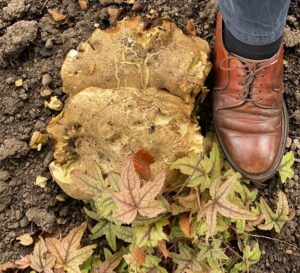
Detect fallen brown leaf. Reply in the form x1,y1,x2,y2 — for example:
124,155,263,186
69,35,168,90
179,214,190,236
112,155,166,224
158,240,169,258
133,149,155,177
186,19,196,36
47,9,67,22
29,237,56,273
131,247,145,268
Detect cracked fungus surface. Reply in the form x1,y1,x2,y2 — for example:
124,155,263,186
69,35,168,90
48,17,211,201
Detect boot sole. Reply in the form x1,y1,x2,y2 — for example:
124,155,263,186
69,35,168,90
213,103,289,183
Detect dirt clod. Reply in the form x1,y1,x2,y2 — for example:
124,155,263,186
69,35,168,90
2,0,25,21
26,207,56,233
0,138,28,161
0,20,38,67
0,181,11,212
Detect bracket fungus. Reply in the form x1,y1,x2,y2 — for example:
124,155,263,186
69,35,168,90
47,17,212,201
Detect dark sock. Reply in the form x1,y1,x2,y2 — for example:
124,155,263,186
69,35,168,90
222,22,282,60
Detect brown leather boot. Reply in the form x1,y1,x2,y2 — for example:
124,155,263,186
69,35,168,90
212,13,288,183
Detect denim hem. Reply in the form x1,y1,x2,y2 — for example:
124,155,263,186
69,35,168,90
222,19,285,46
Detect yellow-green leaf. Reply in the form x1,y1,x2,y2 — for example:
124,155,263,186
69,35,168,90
278,151,295,183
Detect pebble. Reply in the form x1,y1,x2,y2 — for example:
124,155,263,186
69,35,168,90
40,88,52,97
19,93,28,100
19,216,29,228
295,92,300,102
5,77,14,84
0,170,10,181
15,210,22,221
0,181,11,212
42,74,52,86
286,137,292,148
99,0,114,5
293,139,300,150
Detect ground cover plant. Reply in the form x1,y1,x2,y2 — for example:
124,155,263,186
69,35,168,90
0,0,299,272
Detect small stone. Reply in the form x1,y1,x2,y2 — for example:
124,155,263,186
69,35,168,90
99,0,114,5
293,139,300,150
293,110,300,121
5,77,14,84
294,175,299,182
15,210,22,220
0,181,11,212
42,74,52,86
19,93,28,100
19,216,29,228
15,79,23,87
295,92,300,102
0,170,9,181
286,137,292,148
45,38,54,49
132,0,144,11
40,88,52,97
0,138,28,161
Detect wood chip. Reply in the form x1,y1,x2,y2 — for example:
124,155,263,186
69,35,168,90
16,233,33,246
47,9,67,22
107,7,122,25
186,19,196,36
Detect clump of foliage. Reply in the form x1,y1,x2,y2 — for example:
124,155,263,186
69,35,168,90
80,142,290,273
0,142,292,273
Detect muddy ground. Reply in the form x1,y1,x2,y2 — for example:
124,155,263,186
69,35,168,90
0,0,299,272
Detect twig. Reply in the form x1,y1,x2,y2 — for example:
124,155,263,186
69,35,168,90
40,0,50,13
231,226,300,251
224,244,243,259
173,152,204,198
294,158,300,163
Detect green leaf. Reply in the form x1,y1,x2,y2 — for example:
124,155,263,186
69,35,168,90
258,191,289,233
133,219,168,248
170,153,213,191
196,240,229,272
94,190,118,221
232,243,261,272
124,252,167,273
90,220,133,250
278,151,295,183
209,142,222,179
170,243,203,273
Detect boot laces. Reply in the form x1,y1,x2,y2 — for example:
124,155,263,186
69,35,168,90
220,54,278,102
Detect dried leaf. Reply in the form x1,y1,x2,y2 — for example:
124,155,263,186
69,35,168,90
158,240,169,258
131,247,145,267
35,175,48,188
48,9,67,22
95,252,123,273
203,174,257,237
186,19,196,36
30,131,48,151
179,214,190,236
133,149,155,177
258,191,289,233
177,191,199,214
15,256,31,269
278,151,294,183
133,219,168,248
29,237,56,273
170,243,202,273
16,233,34,246
112,155,166,224
79,0,88,11
45,223,96,273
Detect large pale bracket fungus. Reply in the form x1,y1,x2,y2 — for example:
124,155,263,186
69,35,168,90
47,16,212,201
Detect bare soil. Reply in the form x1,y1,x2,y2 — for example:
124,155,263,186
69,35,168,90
0,0,299,272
